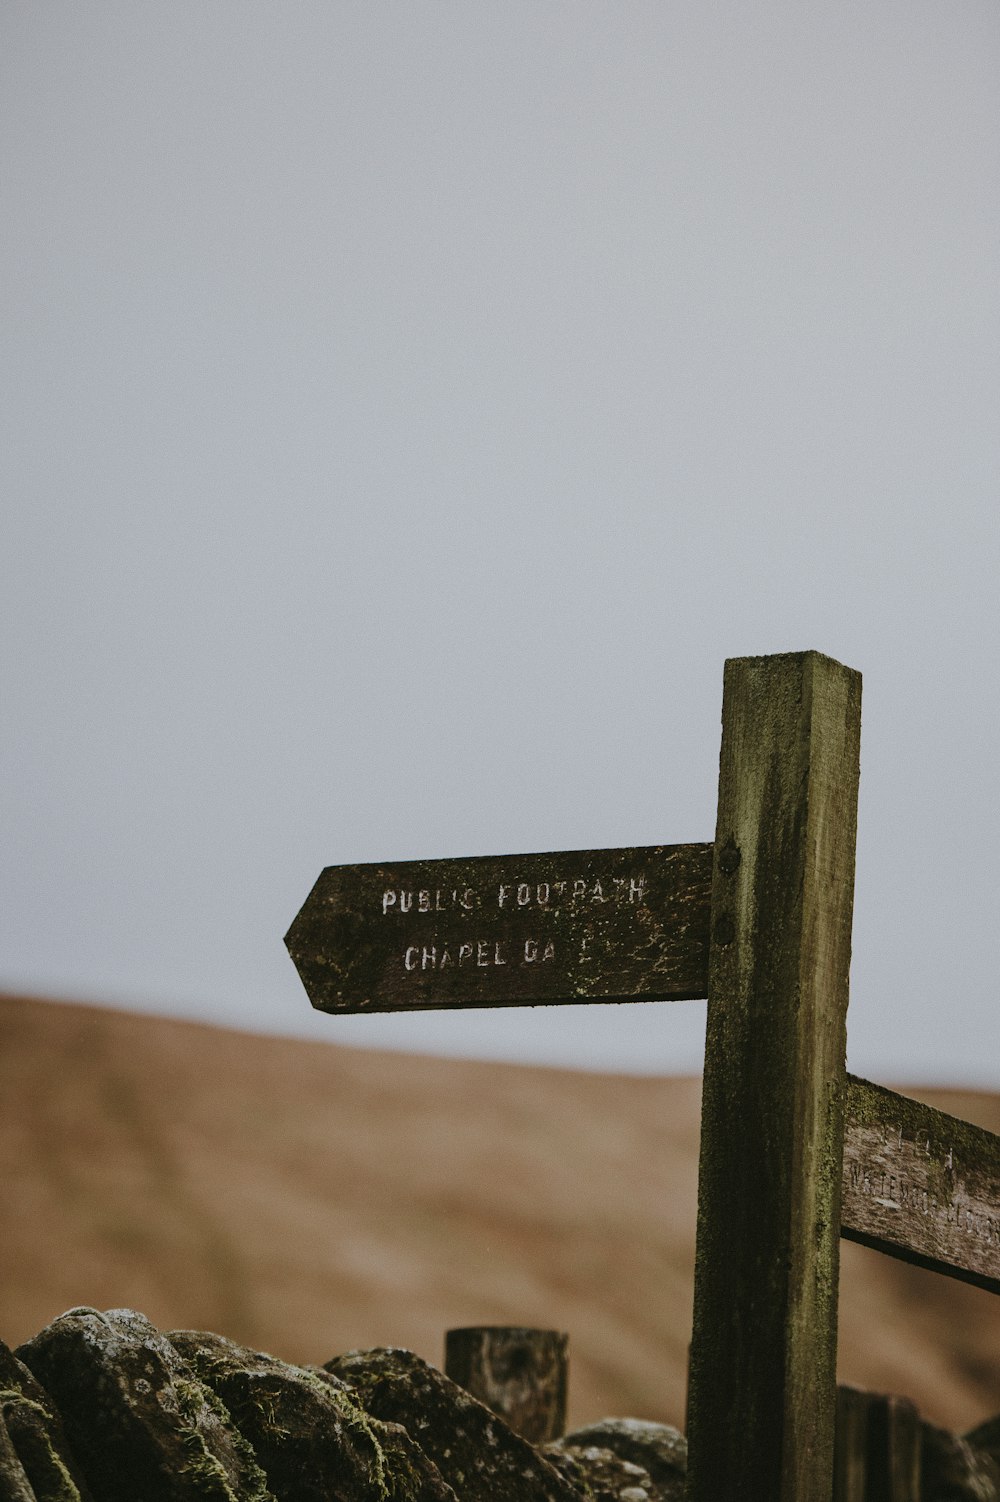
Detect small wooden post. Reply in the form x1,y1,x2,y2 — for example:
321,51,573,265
870,1393,921,1501
686,652,862,1502
444,1326,568,1444
834,1386,871,1502
834,1387,921,1502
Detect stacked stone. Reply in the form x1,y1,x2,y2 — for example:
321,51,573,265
2,1307,998,1500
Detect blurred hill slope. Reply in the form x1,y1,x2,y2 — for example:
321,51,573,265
2,992,998,1431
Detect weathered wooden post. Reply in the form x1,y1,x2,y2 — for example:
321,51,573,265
834,1386,921,1502
445,1326,568,1443
834,1386,872,1502
685,652,863,1502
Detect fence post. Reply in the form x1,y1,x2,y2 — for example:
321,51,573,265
871,1392,922,1502
834,1387,921,1502
834,1386,871,1502
686,652,862,1502
444,1326,568,1444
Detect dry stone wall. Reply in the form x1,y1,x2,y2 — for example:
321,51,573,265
2,1306,997,1501
2,1308,686,1502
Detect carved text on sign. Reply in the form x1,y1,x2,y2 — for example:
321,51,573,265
380,874,648,917
842,1076,1000,1294
402,938,557,972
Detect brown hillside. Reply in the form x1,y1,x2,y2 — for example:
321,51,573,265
1,992,999,1433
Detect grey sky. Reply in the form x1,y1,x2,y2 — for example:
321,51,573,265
3,3,999,1081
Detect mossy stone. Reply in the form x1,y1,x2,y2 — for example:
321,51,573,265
17,1309,273,1502
0,1338,94,1502
326,1347,584,1502
922,1420,1000,1501
170,1329,454,1502
554,1419,686,1496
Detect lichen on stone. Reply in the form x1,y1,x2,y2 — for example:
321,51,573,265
326,1346,582,1502
170,1328,454,1502
16,1308,275,1502
0,1338,94,1502
0,1389,83,1502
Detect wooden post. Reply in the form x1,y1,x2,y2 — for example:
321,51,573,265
444,1327,568,1444
686,652,862,1502
834,1386,871,1502
870,1393,921,1502
833,1387,921,1502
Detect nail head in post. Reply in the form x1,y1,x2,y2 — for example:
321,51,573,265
718,838,741,876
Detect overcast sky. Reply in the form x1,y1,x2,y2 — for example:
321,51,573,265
3,3,999,1082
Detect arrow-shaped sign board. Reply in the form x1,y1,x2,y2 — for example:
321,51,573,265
285,843,713,1014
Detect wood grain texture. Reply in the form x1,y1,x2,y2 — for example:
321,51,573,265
833,1387,869,1502
686,652,862,1502
833,1387,921,1502
445,1327,568,1444
285,845,712,1014
843,1076,1000,1294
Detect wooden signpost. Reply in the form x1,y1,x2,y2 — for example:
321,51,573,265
285,650,1000,1502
